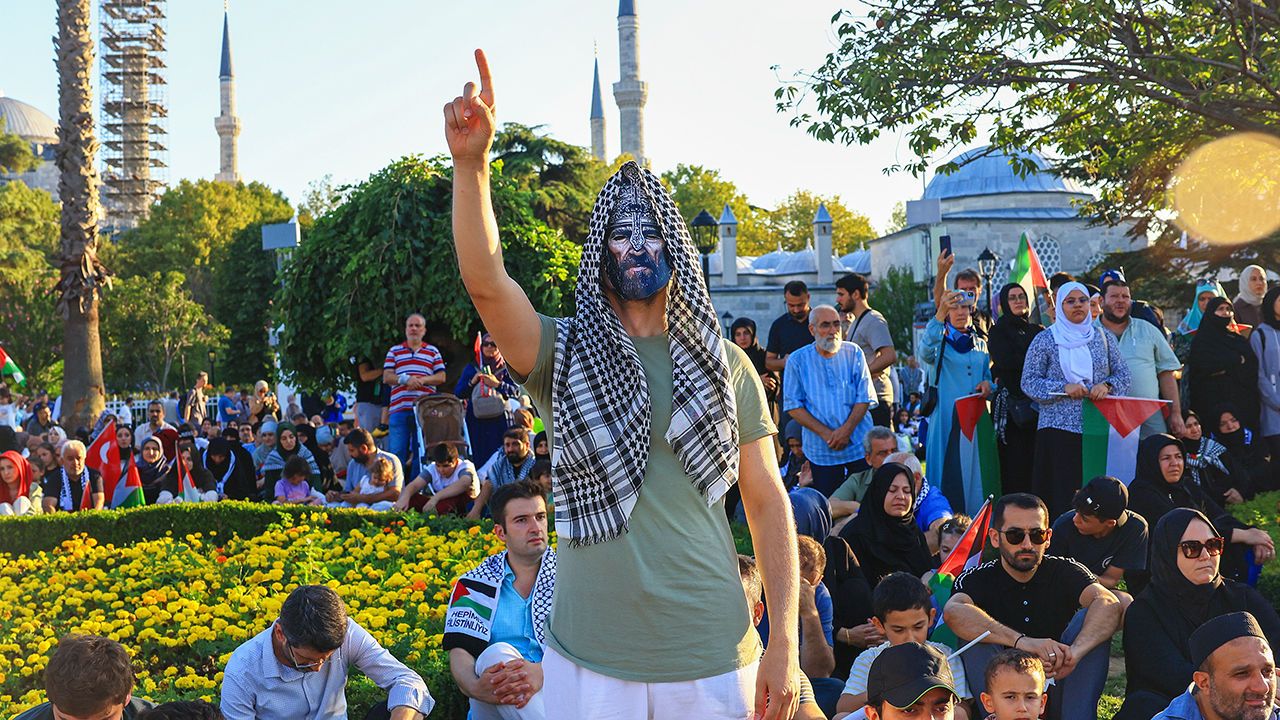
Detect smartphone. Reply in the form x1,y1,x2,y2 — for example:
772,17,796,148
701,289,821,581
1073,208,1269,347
957,290,976,306
939,234,953,257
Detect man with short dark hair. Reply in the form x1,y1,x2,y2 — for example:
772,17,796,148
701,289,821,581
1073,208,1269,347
184,372,210,426
395,442,478,515
446,481,555,719
836,273,898,428
943,493,1121,720
13,634,153,720
769,280,816,436
329,428,403,507
135,400,174,449
1098,279,1184,437
220,585,434,720
1050,476,1149,607
1153,611,1279,720
471,429,536,520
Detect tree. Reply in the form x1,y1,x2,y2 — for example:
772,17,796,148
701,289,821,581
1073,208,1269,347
776,1,1280,242
885,202,907,235
876,265,926,354
100,271,230,390
490,123,610,243
0,181,61,390
55,0,107,431
113,179,292,307
0,119,39,175
297,174,342,225
659,164,772,256
211,221,280,386
764,190,876,255
275,155,581,390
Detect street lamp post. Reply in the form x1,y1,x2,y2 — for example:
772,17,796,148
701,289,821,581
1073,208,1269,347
689,209,719,287
977,247,999,313
207,349,217,389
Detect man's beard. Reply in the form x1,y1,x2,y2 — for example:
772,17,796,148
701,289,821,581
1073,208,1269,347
604,248,672,302
1103,307,1129,324
815,335,842,354
1209,674,1275,720
1000,545,1042,573
506,449,529,465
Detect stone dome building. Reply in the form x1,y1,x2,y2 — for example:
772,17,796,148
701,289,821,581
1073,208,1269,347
0,93,60,201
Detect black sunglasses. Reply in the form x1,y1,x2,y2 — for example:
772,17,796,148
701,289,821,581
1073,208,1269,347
999,527,1050,545
481,341,497,347
1179,537,1225,559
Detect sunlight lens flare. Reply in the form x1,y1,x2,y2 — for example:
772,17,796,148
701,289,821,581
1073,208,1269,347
1170,132,1280,246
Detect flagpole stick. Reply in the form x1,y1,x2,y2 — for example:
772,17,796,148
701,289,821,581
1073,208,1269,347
948,630,991,661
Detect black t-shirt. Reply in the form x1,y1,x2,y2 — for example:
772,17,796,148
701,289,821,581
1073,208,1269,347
766,313,814,359
1050,510,1149,576
40,468,104,511
952,555,1096,640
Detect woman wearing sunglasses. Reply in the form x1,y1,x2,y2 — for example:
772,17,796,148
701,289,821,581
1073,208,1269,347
1127,434,1274,594
1115,508,1280,720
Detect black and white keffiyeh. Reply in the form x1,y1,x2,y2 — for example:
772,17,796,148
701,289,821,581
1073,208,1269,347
442,550,556,658
551,161,739,547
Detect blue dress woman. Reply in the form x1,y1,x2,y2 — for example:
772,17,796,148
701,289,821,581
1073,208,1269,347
455,332,520,464
919,289,993,515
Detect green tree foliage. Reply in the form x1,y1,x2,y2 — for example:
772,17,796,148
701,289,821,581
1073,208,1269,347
776,1,1280,242
100,271,230,390
659,164,772,256
0,181,61,389
764,190,876,255
211,221,280,386
875,265,927,354
885,202,907,235
114,179,293,307
275,155,580,390
0,119,40,175
491,123,610,243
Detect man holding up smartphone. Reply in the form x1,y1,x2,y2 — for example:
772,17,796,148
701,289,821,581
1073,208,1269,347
933,241,992,337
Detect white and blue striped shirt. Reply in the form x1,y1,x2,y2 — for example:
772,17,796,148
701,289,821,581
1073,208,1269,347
783,342,878,466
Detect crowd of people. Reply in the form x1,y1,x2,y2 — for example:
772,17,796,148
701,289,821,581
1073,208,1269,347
11,51,1280,720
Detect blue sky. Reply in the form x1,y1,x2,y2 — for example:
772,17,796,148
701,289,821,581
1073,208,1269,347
2,0,946,231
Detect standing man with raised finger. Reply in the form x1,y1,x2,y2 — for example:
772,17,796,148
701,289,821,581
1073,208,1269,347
445,49,801,720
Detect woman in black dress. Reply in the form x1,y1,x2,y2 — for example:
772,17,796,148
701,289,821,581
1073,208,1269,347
987,283,1044,494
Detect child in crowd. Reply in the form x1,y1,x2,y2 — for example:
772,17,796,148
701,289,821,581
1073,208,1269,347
394,443,477,515
351,456,398,511
528,459,552,503
979,649,1046,720
273,456,323,506
533,431,549,459
833,572,973,720
937,514,972,562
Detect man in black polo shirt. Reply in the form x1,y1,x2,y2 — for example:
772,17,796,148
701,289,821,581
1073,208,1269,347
1050,475,1148,609
942,493,1121,720
767,280,815,434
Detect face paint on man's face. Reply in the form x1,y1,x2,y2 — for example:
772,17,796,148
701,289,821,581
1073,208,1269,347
602,179,672,301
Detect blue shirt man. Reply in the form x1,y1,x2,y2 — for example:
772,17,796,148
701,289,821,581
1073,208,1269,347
784,305,878,496
218,388,240,425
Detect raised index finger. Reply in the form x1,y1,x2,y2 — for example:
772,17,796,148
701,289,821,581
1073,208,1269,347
474,48,495,106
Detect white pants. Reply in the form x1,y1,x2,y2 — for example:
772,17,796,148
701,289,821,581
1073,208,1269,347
542,645,757,720
0,497,35,516
156,490,219,504
468,642,546,720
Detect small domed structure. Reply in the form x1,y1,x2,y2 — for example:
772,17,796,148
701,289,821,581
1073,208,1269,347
0,92,60,201
924,146,1084,201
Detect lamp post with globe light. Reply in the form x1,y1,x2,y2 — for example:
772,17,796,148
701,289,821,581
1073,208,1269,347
690,209,718,287
977,247,999,313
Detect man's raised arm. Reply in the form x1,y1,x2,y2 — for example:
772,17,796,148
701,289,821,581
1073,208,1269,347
446,49,541,377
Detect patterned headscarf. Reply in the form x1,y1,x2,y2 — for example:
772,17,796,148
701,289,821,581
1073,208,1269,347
551,161,739,547
1180,280,1227,335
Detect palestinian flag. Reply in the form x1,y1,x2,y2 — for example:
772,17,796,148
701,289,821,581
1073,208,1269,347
176,453,202,503
929,498,993,649
0,347,26,390
449,578,497,621
85,419,145,509
1082,396,1168,485
941,394,1002,516
1008,232,1050,325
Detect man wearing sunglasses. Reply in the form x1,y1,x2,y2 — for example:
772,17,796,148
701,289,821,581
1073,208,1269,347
943,493,1122,720
220,585,434,720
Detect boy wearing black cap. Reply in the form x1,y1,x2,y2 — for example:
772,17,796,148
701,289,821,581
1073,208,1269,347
862,642,959,720
1050,476,1149,607
1153,611,1279,720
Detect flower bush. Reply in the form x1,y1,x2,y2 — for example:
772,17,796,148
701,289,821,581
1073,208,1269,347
0,504,506,719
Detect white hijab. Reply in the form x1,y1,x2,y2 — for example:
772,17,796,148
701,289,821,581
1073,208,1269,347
1237,265,1267,306
1051,282,1096,385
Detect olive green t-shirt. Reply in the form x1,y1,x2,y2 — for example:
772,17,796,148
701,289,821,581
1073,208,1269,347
517,313,777,681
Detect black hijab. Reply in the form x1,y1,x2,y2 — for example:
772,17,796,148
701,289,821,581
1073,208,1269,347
1148,509,1224,634
1262,286,1280,331
839,462,935,584
1212,403,1256,453
731,317,768,376
1190,297,1257,375
990,283,1044,387
205,437,257,500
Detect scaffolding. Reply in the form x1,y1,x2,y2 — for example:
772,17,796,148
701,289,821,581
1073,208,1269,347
99,0,168,232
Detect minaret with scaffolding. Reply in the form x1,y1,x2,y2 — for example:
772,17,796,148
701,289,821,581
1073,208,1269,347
99,0,168,232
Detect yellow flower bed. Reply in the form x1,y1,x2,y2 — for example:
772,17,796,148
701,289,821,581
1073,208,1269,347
0,512,506,718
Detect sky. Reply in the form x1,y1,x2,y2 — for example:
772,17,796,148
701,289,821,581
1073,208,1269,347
1,0,956,233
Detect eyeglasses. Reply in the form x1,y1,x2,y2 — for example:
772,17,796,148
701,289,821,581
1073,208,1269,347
1179,537,1225,559
999,527,1050,545
285,641,326,670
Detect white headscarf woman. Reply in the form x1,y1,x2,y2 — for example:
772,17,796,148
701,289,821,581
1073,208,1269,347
1234,265,1268,328
1050,282,1095,385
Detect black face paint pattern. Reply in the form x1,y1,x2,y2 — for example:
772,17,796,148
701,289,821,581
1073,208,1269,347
603,177,673,301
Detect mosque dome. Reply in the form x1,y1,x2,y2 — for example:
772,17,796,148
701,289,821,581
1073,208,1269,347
923,146,1084,201
752,247,792,272
840,248,871,275
0,94,58,144
773,247,848,275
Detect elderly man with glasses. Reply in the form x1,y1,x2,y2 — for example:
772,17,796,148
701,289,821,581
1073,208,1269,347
220,585,434,720
942,493,1122,720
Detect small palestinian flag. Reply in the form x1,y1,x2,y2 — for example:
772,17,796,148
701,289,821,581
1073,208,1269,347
1008,232,1050,325
0,347,26,390
85,419,145,509
1082,396,1168,485
176,453,202,503
449,578,497,621
929,498,993,649
941,394,1002,516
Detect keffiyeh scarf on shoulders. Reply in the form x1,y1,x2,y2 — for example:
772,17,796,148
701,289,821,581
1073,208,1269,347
442,550,556,658
551,161,739,547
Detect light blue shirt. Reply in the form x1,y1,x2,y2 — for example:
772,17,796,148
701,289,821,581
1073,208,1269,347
1098,316,1180,437
783,341,877,466
220,619,433,720
1153,686,1280,719
489,561,544,662
344,449,404,493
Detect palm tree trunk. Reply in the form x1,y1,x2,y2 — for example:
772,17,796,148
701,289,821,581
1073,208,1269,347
55,0,108,432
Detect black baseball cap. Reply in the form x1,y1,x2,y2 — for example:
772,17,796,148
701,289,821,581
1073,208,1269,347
867,642,957,709
1073,476,1128,522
